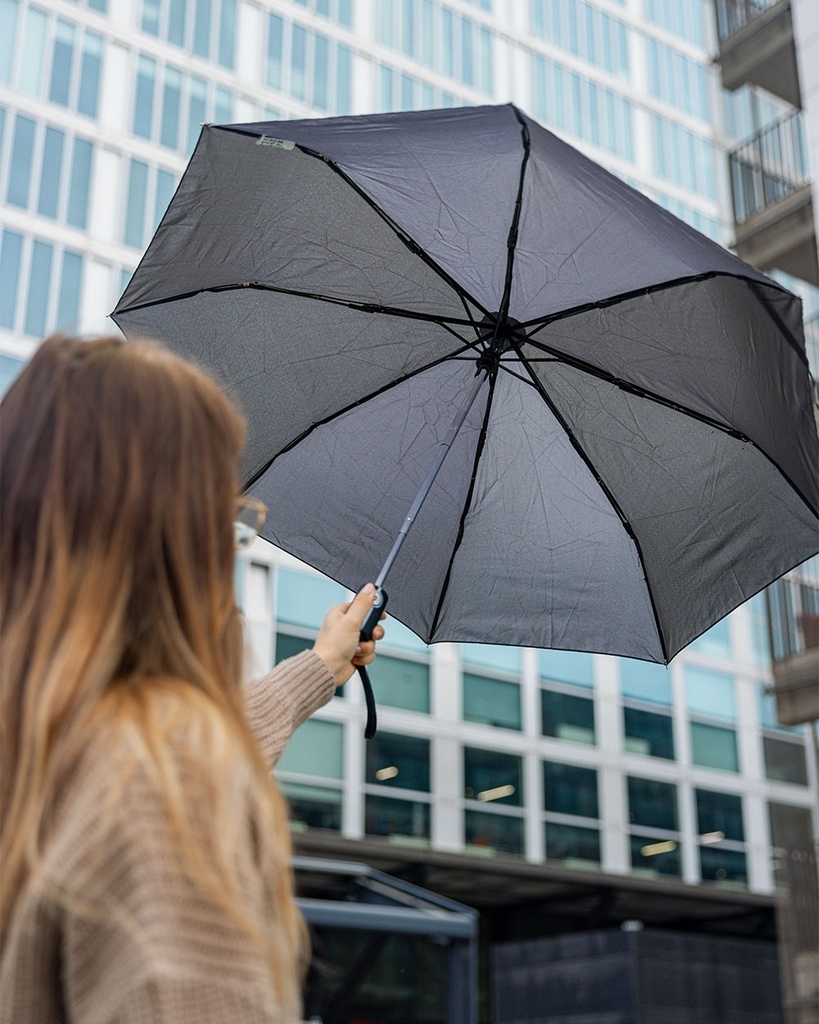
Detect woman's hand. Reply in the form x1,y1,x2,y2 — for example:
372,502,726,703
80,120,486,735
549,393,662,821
312,584,386,687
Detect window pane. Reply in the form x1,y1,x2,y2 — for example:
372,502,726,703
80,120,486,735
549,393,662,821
276,717,343,778
193,0,211,57
7,113,35,207
544,821,600,866
133,55,156,138
187,75,207,152
335,43,351,113
160,66,181,149
623,707,674,759
466,809,523,855
464,747,522,806
627,776,678,831
365,794,430,841
37,126,65,218
49,19,75,106
0,229,23,329
154,168,176,227
214,86,231,124
696,788,744,841
77,32,102,117
276,569,347,631
462,643,520,674
685,666,735,720
56,249,82,330
218,0,235,67
313,32,327,108
367,731,430,791
124,158,148,248
24,240,53,337
619,658,671,704
631,834,680,876
539,649,593,687
0,353,24,397
19,7,47,96
700,846,747,885
690,722,738,772
690,617,730,658
463,673,521,730
373,655,429,713
267,14,283,89
0,0,19,85
541,689,595,744
66,137,92,228
142,0,160,34
763,736,808,786
168,0,186,45
275,631,312,664
281,782,341,830
292,25,307,100
543,761,598,818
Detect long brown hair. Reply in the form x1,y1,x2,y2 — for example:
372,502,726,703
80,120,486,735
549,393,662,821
0,335,304,1011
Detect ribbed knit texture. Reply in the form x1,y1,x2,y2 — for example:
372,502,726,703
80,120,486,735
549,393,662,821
0,650,336,1024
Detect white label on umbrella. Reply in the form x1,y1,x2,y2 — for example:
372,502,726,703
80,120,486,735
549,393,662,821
256,136,295,150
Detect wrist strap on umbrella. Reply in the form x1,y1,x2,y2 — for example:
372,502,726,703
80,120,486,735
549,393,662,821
358,664,377,739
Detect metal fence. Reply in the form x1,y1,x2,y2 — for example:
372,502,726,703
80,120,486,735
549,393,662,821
715,0,781,42
729,109,810,224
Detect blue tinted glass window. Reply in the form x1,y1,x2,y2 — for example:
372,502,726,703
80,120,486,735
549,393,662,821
142,0,160,34
214,86,231,124
631,834,680,876
690,617,730,657
282,782,341,830
539,649,593,688
19,7,47,96
463,673,521,730
66,137,92,228
8,114,35,207
466,810,523,855
623,707,674,759
25,240,53,337
291,25,307,100
38,126,65,219
544,821,599,865
277,718,343,778
187,76,206,152
168,0,186,45
620,658,671,705
691,722,739,772
0,107,5,153
193,0,211,57
88,0,107,12
160,66,181,149
696,788,744,841
461,16,472,85
541,690,595,744
685,666,735,720
56,249,82,331
133,56,156,138
155,168,175,226
462,643,520,674
338,0,351,25
335,43,351,113
0,0,18,85
313,32,328,108
77,32,102,117
0,229,23,329
464,746,522,806
218,0,235,67
49,20,75,106
124,159,148,248
367,731,430,791
366,794,430,841
374,655,430,713
627,776,678,831
267,14,283,89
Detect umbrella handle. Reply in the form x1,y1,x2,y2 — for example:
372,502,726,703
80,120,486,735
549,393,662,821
358,588,387,740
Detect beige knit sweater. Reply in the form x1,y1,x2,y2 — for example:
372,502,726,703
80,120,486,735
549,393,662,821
0,650,336,1024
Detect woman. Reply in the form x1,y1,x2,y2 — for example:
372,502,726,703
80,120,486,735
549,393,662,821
0,334,384,1022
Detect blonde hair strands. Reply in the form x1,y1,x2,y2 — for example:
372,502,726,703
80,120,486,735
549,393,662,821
0,335,305,1015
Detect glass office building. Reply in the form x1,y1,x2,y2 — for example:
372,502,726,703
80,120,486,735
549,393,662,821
2,0,817,1012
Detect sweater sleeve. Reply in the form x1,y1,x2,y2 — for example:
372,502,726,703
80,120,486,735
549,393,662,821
243,649,337,767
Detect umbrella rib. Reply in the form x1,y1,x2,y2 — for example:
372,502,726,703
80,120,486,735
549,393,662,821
242,341,485,492
512,345,671,664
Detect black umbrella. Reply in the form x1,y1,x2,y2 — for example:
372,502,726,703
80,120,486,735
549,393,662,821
113,104,818,680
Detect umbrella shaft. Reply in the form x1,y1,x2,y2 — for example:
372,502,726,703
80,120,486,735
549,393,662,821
375,367,489,591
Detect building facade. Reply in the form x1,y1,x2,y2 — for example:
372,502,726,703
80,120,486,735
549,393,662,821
1,0,818,1019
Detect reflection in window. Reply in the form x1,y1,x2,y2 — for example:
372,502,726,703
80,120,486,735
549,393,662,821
364,730,431,841
541,689,595,744
367,732,430,792
623,706,674,759
463,673,520,730
696,788,744,841
627,777,677,831
544,821,600,867
543,761,598,818
699,846,747,886
464,747,522,806
690,721,739,772
630,833,680,877
465,809,523,856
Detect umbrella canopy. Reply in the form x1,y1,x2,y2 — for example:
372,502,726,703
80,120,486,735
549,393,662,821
113,104,819,664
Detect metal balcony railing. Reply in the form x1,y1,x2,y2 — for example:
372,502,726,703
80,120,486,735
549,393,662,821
766,574,819,662
715,0,781,43
728,109,810,225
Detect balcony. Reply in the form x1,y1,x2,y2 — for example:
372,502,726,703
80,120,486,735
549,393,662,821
728,111,819,285
715,0,801,108
766,575,819,725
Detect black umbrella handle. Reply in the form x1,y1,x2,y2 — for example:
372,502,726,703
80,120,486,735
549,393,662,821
358,588,388,739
